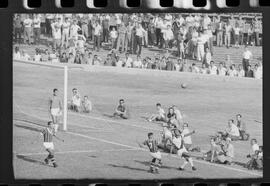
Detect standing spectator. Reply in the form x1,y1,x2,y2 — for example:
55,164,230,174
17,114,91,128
110,27,118,49
45,14,54,37
93,21,102,52
234,23,241,48
148,17,156,48
216,20,224,47
245,65,254,78
163,25,174,49
125,22,134,52
238,16,245,46
116,23,127,53
155,16,163,47
51,18,62,50
253,17,261,46
224,21,232,48
102,16,110,44
247,24,254,46
81,14,89,39
33,14,41,45
134,24,144,55
23,15,33,45
196,32,205,62
242,46,253,73
61,17,71,48
14,15,23,44
70,19,81,40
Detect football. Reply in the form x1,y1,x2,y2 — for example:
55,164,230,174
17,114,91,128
181,83,187,89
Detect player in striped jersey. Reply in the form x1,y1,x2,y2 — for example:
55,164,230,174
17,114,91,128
41,121,58,168
138,132,162,174
168,129,196,171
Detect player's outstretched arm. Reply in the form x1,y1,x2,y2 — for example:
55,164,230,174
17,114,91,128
183,130,195,137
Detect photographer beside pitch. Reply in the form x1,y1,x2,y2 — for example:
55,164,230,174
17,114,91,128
113,99,129,119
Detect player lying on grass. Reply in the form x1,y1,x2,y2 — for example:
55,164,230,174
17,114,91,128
40,121,58,168
48,88,62,133
113,99,129,119
167,129,197,171
138,132,162,174
245,139,263,170
147,103,166,122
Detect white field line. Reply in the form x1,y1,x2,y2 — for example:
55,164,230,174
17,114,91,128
14,102,262,177
13,101,115,132
16,148,140,156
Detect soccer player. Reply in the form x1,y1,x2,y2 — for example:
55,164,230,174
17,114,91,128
168,129,196,171
113,99,129,119
41,121,57,167
48,88,62,133
147,103,166,122
138,132,162,174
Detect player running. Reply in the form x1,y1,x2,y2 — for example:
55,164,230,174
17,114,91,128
48,88,62,133
41,121,58,168
138,132,162,174
168,129,197,171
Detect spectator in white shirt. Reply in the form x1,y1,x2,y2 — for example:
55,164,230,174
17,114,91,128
237,64,245,77
70,20,81,40
234,24,241,48
217,62,227,76
200,63,208,74
133,55,143,68
196,32,205,62
163,25,174,49
254,64,262,79
34,49,41,62
71,88,81,112
124,53,132,68
208,61,217,75
191,63,200,73
134,24,144,55
116,56,123,67
13,46,21,60
51,18,62,50
224,21,232,48
203,47,211,67
93,21,102,51
110,27,118,49
61,17,71,48
33,14,41,45
242,46,253,73
23,15,33,45
225,119,240,141
227,64,238,77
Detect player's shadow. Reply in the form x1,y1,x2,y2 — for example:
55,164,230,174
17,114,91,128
107,163,146,172
134,160,177,170
233,161,248,168
16,155,49,167
14,124,41,133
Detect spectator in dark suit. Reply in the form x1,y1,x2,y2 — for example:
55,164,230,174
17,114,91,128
245,65,254,78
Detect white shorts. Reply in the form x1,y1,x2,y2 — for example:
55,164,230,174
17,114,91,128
43,142,54,150
150,151,161,159
51,108,61,116
164,130,172,139
177,147,188,157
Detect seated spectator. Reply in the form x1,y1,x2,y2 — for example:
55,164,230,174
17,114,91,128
203,47,211,67
180,59,189,72
208,61,217,75
86,52,93,65
216,137,234,165
237,64,245,77
59,52,68,63
203,138,222,163
200,63,208,74
34,49,41,62
246,139,263,170
147,103,166,122
217,62,227,76
224,119,240,141
20,50,31,61
70,88,81,112
254,64,262,79
116,56,123,67
191,63,200,73
93,55,102,65
227,64,238,77
124,53,132,68
49,49,59,63
113,99,129,119
245,65,254,78
133,55,143,68
236,114,249,141
104,54,113,66
13,46,21,60
81,95,92,113
68,53,75,63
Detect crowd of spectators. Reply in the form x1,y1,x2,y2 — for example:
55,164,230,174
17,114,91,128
13,13,262,79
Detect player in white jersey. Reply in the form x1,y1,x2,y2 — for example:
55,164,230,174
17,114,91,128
48,88,62,133
168,129,196,171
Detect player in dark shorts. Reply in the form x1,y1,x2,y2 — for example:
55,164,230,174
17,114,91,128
113,99,129,119
138,132,162,174
41,121,58,168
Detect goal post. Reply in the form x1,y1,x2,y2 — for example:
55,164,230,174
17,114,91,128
63,66,68,131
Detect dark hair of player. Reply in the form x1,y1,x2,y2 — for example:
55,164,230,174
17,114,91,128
119,99,124,102
251,138,257,143
84,95,88,98
53,88,58,93
184,122,189,127
148,132,153,137
48,121,53,126
156,103,161,107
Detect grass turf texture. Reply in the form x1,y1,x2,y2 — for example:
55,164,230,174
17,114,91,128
13,59,262,179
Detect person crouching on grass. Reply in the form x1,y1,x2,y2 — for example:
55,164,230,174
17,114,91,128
246,139,263,170
81,96,92,113
70,88,81,112
216,137,234,165
138,132,162,174
223,119,240,141
113,99,129,119
41,121,57,168
147,103,166,122
48,88,62,133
